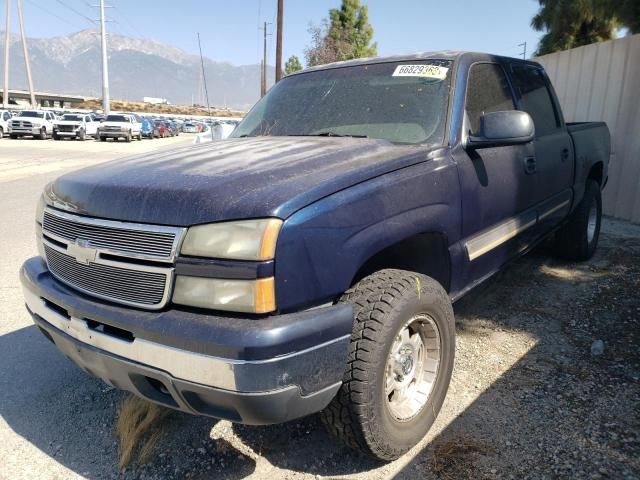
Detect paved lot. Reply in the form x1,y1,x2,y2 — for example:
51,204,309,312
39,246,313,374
0,138,638,479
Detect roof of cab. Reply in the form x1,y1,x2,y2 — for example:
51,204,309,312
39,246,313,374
290,51,542,76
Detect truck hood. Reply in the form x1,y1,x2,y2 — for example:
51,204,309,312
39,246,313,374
15,117,45,125
46,136,434,226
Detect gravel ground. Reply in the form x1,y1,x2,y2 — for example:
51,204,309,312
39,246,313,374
1,140,638,479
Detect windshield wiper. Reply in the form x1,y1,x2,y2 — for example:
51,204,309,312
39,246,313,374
287,132,368,138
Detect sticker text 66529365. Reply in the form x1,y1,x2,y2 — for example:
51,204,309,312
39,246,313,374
392,64,449,80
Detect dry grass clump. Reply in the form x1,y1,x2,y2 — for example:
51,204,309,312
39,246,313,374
116,394,171,469
431,435,494,480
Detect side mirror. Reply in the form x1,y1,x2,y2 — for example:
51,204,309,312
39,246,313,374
467,110,534,149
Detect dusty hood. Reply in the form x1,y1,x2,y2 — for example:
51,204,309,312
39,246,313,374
46,136,432,226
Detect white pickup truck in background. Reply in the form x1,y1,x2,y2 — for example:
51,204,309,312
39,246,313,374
98,114,142,142
9,110,56,139
0,110,12,138
53,113,100,141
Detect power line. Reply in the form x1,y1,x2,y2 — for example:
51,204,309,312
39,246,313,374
24,0,85,30
54,0,95,25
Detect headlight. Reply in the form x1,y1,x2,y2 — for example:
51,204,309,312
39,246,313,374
172,276,275,313
180,218,282,260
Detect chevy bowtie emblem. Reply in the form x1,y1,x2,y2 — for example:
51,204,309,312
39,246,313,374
67,238,97,265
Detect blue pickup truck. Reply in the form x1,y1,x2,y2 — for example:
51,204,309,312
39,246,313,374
21,51,610,460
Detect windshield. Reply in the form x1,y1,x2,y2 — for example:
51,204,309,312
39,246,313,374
232,60,452,145
62,115,83,121
19,111,44,118
106,115,128,122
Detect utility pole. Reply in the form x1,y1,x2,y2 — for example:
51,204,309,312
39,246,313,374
197,32,211,117
16,0,35,107
3,0,10,109
275,0,283,83
99,0,110,115
518,41,527,60
260,22,271,97
260,59,264,98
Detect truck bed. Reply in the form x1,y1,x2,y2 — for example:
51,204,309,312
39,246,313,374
567,121,610,193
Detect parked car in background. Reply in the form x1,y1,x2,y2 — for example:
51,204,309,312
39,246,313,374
53,113,99,141
0,109,12,138
193,120,237,144
153,119,171,138
98,114,142,142
8,110,56,139
140,117,158,139
167,120,180,136
182,122,199,133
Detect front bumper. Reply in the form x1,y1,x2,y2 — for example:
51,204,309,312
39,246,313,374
21,257,352,424
10,127,40,135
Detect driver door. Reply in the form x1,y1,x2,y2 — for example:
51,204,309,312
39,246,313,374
454,62,538,287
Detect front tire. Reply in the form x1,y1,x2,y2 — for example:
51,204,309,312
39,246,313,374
125,131,132,143
552,179,602,261
77,129,86,141
39,127,47,140
321,269,455,461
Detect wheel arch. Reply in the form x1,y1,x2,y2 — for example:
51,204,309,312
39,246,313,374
351,231,451,293
587,161,604,187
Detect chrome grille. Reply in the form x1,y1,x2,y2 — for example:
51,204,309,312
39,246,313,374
57,125,76,132
45,245,168,307
41,207,185,310
43,209,182,260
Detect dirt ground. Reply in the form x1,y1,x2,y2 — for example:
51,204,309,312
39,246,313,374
107,218,639,480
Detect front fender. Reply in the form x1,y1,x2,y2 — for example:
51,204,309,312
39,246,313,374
275,153,461,312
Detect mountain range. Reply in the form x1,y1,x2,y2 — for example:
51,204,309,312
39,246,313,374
0,29,274,110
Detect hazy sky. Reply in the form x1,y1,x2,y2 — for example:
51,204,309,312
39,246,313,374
12,0,543,65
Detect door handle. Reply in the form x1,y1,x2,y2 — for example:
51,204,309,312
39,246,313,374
561,148,570,161
524,157,536,175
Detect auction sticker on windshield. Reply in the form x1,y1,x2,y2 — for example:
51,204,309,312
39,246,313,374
392,64,449,79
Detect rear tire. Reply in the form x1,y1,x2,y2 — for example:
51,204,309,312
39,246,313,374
552,179,602,261
321,269,455,461
100,136,107,142
137,132,142,141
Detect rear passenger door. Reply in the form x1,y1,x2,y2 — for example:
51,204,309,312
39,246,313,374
509,64,573,228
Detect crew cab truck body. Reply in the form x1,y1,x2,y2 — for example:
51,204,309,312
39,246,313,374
98,113,142,142
53,113,100,140
9,110,56,139
21,52,610,460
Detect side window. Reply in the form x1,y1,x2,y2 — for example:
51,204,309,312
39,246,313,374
510,65,560,137
465,63,514,135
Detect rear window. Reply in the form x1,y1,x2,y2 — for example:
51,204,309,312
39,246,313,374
510,65,560,136
106,115,129,122
18,111,44,118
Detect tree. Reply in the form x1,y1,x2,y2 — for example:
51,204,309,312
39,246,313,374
284,55,303,75
532,0,640,56
305,0,377,66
